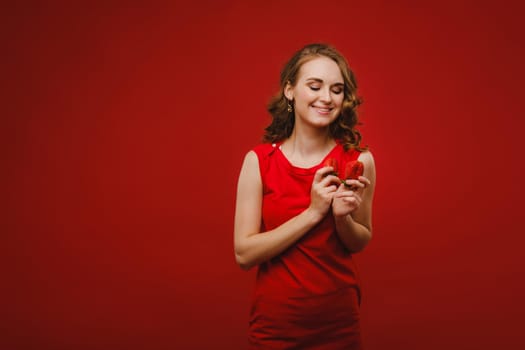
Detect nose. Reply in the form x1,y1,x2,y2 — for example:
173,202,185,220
319,87,332,103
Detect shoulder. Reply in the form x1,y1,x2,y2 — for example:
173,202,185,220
242,150,258,167
357,150,376,181
357,150,375,168
242,143,279,187
248,143,279,168
252,143,277,157
241,143,275,174
238,150,261,186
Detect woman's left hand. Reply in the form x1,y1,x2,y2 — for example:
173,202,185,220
332,176,371,217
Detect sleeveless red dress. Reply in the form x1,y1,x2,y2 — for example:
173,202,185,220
248,141,363,349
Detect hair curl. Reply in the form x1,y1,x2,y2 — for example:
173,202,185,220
263,43,367,152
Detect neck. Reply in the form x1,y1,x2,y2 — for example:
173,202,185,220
282,123,335,161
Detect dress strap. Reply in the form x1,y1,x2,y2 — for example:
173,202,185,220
252,143,278,192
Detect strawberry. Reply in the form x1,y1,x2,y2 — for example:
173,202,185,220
343,160,364,188
323,158,339,176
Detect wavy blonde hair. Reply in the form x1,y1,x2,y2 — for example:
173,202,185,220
264,43,367,152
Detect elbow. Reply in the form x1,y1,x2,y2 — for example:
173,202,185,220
235,252,255,271
347,231,372,254
348,243,367,254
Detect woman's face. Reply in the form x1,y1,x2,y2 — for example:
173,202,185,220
285,56,344,129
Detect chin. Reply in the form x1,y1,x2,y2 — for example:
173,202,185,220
310,120,334,129
314,115,338,125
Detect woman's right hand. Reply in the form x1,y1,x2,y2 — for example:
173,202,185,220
309,166,340,219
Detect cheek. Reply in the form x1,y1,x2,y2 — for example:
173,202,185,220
334,95,344,108
295,90,316,104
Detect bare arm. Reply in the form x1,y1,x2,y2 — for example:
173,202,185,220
332,151,376,253
233,151,339,270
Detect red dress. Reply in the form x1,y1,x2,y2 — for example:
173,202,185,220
249,142,363,349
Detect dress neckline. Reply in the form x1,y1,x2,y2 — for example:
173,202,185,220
273,141,341,176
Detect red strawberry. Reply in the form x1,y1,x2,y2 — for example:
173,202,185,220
343,160,364,188
344,160,364,180
323,158,339,176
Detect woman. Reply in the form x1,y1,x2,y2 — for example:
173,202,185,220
234,43,376,349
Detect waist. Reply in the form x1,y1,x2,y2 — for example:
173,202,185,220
254,249,360,298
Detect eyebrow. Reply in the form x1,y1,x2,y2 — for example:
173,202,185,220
306,77,344,86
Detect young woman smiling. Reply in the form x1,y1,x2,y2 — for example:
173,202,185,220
234,43,376,349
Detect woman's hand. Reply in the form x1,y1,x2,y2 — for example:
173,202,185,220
332,175,371,217
308,166,340,219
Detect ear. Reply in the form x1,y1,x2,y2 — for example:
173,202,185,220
284,81,294,101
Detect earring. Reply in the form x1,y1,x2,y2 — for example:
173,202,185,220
287,100,293,113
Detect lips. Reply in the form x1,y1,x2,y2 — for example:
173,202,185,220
312,106,333,114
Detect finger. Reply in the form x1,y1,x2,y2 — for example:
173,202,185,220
322,184,338,194
314,166,336,183
328,184,338,193
334,190,354,198
346,193,362,205
336,191,362,202
343,195,362,206
357,176,371,187
343,197,357,204
319,174,341,187
343,179,365,189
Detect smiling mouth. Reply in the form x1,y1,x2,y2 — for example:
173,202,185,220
312,106,333,114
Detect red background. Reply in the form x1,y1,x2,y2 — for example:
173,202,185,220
3,1,524,349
